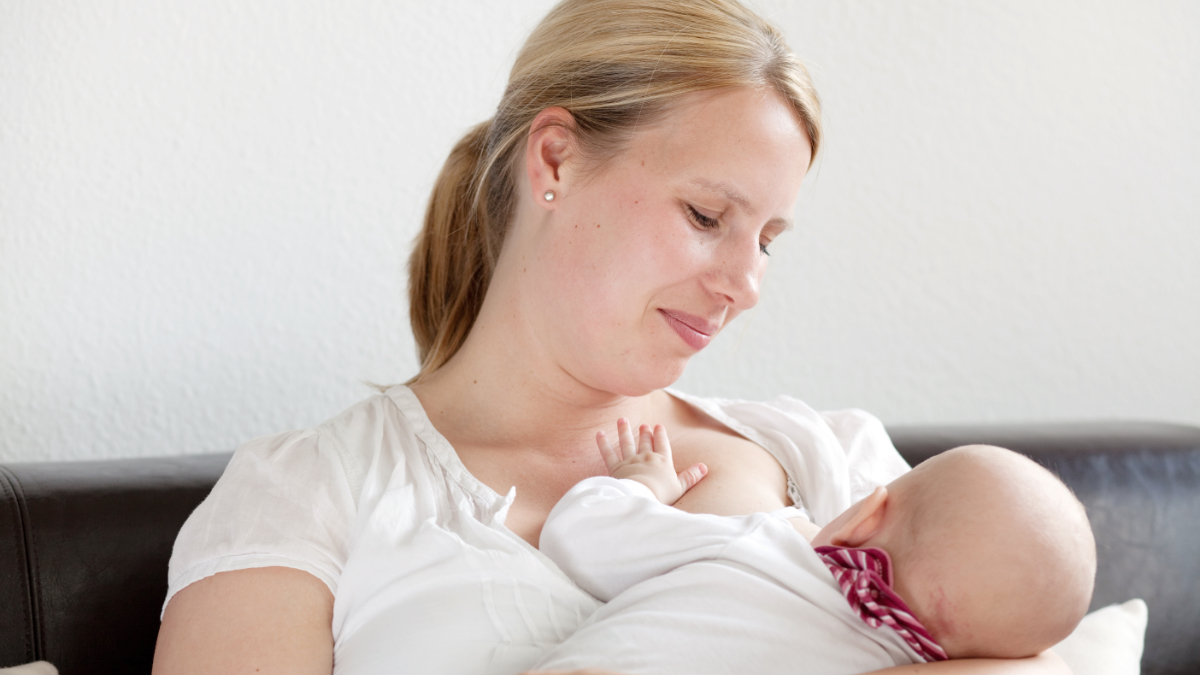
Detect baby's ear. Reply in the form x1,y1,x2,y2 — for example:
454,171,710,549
829,486,889,548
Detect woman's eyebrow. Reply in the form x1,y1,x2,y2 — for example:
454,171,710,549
688,177,794,231
688,177,751,210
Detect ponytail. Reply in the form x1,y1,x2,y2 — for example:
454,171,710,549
407,120,497,380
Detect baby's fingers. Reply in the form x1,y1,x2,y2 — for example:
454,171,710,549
596,431,620,471
677,462,708,494
652,424,672,460
637,424,654,456
617,417,637,458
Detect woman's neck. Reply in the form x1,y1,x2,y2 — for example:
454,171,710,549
409,227,681,457
410,340,668,459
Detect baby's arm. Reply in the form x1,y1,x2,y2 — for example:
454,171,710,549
540,420,773,601
789,515,822,542
612,419,832,542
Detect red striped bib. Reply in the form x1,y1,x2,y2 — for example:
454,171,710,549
814,545,948,662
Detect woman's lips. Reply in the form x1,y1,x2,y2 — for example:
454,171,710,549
659,309,718,351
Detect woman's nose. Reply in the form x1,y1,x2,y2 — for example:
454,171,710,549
707,237,763,311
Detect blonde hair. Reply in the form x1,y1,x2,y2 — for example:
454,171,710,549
408,0,822,380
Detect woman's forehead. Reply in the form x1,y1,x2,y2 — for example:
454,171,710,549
630,89,808,164
614,88,810,212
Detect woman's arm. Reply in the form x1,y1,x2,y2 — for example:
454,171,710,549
523,651,1071,675
864,650,1072,675
152,566,334,675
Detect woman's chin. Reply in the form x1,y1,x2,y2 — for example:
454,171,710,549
603,359,690,397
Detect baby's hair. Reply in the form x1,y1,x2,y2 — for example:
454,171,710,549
407,0,822,381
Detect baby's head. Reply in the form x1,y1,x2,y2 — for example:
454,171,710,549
813,445,1096,659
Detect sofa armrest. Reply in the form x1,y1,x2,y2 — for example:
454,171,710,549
0,453,231,673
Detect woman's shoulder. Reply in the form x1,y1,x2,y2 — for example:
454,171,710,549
313,385,420,437
217,385,431,512
165,386,429,610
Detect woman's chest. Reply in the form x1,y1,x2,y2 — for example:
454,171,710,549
454,443,610,546
669,422,792,516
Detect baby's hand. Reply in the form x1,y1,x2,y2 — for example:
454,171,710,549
596,419,707,505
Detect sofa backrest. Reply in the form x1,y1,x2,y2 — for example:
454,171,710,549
890,422,1200,675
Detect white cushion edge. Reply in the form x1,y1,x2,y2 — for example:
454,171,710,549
1050,598,1148,675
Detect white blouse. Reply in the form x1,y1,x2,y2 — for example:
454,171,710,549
164,385,910,675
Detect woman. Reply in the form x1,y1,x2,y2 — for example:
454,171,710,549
153,1,1072,674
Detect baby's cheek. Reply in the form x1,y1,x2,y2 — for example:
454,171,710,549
921,586,956,646
923,584,986,660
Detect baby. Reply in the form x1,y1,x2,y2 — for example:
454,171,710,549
530,420,1096,675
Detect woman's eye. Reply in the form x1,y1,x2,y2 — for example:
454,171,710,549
759,242,771,257
686,205,719,230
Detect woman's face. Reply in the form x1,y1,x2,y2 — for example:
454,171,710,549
525,86,812,396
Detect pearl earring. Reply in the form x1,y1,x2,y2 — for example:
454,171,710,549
543,190,556,202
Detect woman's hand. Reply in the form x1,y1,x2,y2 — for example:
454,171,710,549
596,418,706,505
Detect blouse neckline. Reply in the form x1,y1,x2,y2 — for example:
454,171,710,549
382,384,771,506
383,384,512,510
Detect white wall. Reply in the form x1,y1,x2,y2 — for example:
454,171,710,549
2,1,1197,462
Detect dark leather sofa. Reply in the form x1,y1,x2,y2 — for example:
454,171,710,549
3,423,1200,675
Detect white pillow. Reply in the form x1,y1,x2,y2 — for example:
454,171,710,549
1051,599,1148,675
0,663,57,675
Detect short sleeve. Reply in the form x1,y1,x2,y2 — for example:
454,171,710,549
162,428,357,616
820,408,911,504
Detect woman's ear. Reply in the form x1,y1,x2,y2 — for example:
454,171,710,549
524,107,576,208
826,486,889,548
